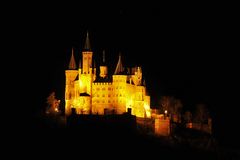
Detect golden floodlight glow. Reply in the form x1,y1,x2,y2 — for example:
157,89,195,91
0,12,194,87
59,33,184,137
65,33,151,118
144,103,151,118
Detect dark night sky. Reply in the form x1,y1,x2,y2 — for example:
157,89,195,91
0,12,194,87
11,3,239,148
29,6,228,106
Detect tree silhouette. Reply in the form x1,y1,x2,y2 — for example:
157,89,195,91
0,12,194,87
159,96,182,122
46,92,60,114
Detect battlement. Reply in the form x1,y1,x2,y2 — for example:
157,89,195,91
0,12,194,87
93,82,112,85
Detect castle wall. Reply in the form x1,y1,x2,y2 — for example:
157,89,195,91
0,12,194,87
155,115,170,136
65,70,78,116
66,73,151,118
186,120,212,134
112,75,127,114
79,73,92,95
92,82,113,114
125,84,150,118
74,96,91,114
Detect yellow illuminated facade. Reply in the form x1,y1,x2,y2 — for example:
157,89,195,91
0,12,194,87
65,32,151,118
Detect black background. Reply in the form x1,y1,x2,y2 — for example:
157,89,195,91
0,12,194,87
7,2,239,150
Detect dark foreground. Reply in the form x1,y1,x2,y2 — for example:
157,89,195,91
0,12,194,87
14,113,240,160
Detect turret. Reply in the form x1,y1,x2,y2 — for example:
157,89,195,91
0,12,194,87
65,48,78,115
99,50,108,78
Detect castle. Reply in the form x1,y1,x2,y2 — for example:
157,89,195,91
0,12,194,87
65,32,151,118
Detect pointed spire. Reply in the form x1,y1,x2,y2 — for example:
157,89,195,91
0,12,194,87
69,48,76,69
102,50,105,63
78,58,82,69
94,60,96,68
114,52,124,74
84,31,91,51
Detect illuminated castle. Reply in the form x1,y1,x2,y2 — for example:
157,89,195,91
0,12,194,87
65,32,151,118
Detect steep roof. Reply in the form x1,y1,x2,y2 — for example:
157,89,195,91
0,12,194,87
69,48,76,69
84,31,91,51
114,53,124,74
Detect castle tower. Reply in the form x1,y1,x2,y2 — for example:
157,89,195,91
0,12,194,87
99,50,108,78
78,31,96,114
65,48,78,115
82,31,93,74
